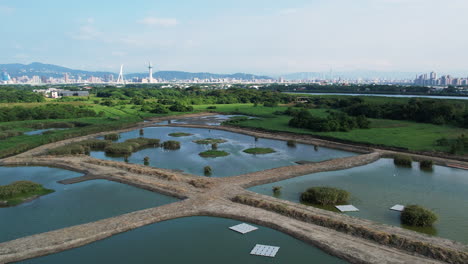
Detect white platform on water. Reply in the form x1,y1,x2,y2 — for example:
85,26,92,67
390,205,405,212
336,205,359,212
250,244,280,257
229,223,258,234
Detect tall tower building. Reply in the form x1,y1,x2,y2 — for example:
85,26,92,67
148,62,154,83
117,65,125,84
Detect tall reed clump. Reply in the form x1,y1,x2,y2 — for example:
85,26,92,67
105,138,160,155
300,186,350,205
287,140,297,147
204,166,212,176
104,133,120,141
401,205,438,227
162,140,181,150
393,155,412,167
419,160,434,170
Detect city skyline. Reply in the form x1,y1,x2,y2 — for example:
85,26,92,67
1,0,468,74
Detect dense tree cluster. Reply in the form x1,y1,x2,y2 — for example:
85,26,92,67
95,87,293,105
0,88,45,103
0,104,97,122
288,108,370,132
306,97,468,128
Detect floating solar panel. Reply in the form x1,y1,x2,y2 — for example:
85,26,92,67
250,244,280,257
336,205,359,212
390,204,405,212
229,223,258,234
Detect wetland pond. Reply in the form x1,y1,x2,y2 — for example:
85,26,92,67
250,158,468,244
0,166,178,243
21,216,347,264
92,126,355,177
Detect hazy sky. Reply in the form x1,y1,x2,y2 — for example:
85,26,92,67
1,0,467,74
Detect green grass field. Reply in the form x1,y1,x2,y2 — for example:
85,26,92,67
194,103,467,153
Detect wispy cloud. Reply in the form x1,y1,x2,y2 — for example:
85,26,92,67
137,17,179,27
0,5,14,14
71,18,102,40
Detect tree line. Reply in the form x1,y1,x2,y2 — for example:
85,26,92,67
0,104,97,122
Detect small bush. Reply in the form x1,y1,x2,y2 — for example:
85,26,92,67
272,186,282,194
211,143,218,150
394,155,412,167
207,106,217,110
169,132,193,137
162,140,181,150
104,133,120,141
204,166,212,176
419,160,434,170
139,129,144,136
193,138,227,145
314,145,319,151
287,140,297,147
300,186,350,205
401,205,438,227
143,156,150,166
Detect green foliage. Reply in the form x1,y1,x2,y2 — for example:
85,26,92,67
289,108,369,132
401,205,438,227
207,106,217,109
419,160,434,170
199,150,230,158
211,143,218,150
168,132,193,137
287,140,297,147
0,181,54,206
149,104,169,114
193,138,227,145
300,186,350,205
394,155,412,167
162,140,181,150
243,148,276,155
169,102,193,112
0,130,23,140
204,166,212,176
143,156,150,165
104,133,120,141
272,186,282,194
48,138,159,156
0,88,45,103
0,104,97,122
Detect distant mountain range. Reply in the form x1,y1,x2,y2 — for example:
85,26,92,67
2,62,462,81
0,62,273,80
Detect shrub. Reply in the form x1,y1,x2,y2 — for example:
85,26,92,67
420,160,434,170
211,143,218,150
287,140,297,147
207,106,217,110
204,166,212,176
300,186,350,205
401,205,438,227
394,155,412,167
104,133,120,141
272,186,282,194
162,140,181,150
314,145,319,151
143,156,150,165
139,129,144,136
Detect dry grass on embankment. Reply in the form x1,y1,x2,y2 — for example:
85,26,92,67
232,195,468,264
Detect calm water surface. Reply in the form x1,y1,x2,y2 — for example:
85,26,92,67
22,217,347,264
250,159,468,244
92,126,355,177
0,166,178,243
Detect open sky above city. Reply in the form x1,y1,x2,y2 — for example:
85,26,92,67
1,0,468,74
